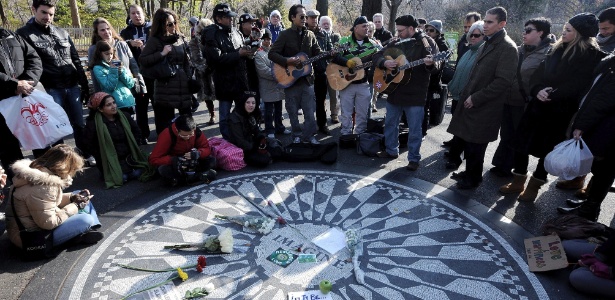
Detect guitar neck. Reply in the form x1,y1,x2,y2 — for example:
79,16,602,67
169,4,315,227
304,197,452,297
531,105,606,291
302,52,330,66
354,61,373,71
399,59,426,71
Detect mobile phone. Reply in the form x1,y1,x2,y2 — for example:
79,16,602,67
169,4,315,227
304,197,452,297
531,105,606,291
111,60,121,67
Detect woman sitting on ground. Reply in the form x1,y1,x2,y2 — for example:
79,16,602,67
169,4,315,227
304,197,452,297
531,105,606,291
89,41,136,114
6,144,103,249
562,232,614,298
228,91,272,167
84,92,153,188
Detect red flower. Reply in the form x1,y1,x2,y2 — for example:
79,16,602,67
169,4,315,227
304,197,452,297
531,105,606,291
197,256,207,273
277,216,287,224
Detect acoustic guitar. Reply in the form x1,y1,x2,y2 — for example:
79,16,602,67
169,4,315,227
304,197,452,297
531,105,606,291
272,45,348,88
326,57,374,91
373,50,452,94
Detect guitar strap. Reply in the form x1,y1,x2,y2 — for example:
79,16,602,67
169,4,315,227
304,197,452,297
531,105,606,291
420,34,433,53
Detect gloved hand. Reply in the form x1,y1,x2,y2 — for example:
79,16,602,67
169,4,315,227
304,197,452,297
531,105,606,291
346,59,357,69
579,254,600,267
589,261,612,279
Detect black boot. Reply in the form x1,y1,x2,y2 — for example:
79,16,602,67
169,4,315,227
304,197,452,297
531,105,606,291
557,202,601,222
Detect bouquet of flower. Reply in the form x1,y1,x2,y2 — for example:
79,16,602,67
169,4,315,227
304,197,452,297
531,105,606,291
215,215,276,235
345,228,365,285
164,228,234,253
267,200,287,224
184,283,215,299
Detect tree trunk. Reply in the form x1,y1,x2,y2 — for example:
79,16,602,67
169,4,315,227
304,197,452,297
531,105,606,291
160,0,168,9
122,0,130,12
0,0,7,26
361,0,381,20
69,0,81,28
385,0,402,32
316,0,328,16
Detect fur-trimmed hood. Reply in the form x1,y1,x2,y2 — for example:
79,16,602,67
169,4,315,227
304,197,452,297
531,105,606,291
11,159,72,189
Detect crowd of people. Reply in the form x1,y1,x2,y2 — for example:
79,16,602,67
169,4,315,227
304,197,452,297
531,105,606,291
0,0,613,296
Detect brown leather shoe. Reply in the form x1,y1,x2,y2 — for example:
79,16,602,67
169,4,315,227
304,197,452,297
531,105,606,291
555,175,586,190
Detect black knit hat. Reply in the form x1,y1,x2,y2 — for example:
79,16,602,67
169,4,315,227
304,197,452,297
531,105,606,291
395,14,419,28
569,13,599,38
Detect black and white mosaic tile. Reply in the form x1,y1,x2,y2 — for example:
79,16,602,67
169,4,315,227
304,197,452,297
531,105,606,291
67,171,548,300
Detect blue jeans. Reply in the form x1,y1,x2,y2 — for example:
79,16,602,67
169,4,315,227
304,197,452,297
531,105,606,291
47,85,86,153
218,100,234,140
264,101,285,135
52,202,101,246
383,103,424,162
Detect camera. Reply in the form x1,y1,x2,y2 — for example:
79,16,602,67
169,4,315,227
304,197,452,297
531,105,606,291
111,60,121,67
244,27,263,52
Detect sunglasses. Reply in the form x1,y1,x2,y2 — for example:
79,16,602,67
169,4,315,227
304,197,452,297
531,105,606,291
469,33,483,38
524,27,537,34
166,21,176,28
425,28,436,33
296,15,306,20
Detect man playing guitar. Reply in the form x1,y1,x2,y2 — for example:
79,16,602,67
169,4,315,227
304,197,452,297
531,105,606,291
268,4,322,144
372,14,438,171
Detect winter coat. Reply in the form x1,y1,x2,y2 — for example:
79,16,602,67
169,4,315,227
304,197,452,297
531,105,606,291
228,110,261,151
188,33,215,100
373,31,439,107
335,34,379,85
119,21,151,61
88,40,146,94
448,40,484,101
0,28,42,100
373,28,393,44
84,111,142,174
268,24,322,86
428,34,449,90
149,122,211,167
447,29,519,144
267,23,283,43
139,35,191,110
255,48,284,102
202,23,249,101
16,18,88,91
311,26,332,74
514,37,553,104
457,33,469,60
92,62,136,109
514,44,606,157
572,54,615,158
5,159,79,249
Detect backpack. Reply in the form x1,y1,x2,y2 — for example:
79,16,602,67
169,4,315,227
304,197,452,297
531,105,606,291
282,142,338,164
357,132,384,156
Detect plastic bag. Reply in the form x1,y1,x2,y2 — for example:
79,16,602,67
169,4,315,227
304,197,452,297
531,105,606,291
544,138,593,180
0,90,73,150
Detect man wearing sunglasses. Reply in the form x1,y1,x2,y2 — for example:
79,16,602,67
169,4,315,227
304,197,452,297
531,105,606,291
269,4,322,145
203,3,252,140
447,6,518,189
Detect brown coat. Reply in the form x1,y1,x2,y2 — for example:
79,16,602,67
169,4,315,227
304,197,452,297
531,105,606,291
447,29,518,144
5,159,78,249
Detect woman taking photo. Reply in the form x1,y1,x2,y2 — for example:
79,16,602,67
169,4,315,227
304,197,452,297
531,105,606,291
6,144,103,250
228,92,272,167
84,92,152,188
140,8,192,135
89,41,136,114
500,13,606,202
88,17,149,144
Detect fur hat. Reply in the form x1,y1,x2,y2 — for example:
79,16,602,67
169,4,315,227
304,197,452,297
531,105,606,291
569,13,599,38
395,14,419,28
89,92,111,109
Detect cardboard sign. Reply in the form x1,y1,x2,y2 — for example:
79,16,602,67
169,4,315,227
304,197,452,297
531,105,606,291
288,290,332,300
524,235,568,272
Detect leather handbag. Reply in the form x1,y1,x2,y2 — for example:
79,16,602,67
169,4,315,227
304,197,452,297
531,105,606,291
140,57,177,79
10,187,56,261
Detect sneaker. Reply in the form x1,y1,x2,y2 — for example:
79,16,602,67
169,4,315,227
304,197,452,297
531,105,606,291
293,137,302,144
85,155,96,167
309,137,320,145
267,134,275,138
80,230,104,244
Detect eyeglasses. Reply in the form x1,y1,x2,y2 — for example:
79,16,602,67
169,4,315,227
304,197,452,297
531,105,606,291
178,131,195,138
469,33,483,38
297,15,306,20
395,27,408,33
166,21,176,28
425,28,436,33
524,27,537,34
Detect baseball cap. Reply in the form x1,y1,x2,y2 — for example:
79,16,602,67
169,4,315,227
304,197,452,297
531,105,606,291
213,3,237,17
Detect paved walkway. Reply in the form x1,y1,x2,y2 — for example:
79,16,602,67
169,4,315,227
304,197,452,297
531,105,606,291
1,97,612,299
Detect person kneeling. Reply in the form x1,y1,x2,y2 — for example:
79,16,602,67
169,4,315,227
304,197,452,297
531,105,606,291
228,92,272,167
84,92,153,188
149,115,217,186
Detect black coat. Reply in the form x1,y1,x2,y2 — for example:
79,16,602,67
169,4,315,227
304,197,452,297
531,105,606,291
203,24,248,101
228,110,260,151
0,28,42,100
573,54,615,158
514,45,606,157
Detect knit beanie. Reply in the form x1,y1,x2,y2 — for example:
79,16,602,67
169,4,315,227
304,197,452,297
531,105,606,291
89,92,111,109
569,13,599,39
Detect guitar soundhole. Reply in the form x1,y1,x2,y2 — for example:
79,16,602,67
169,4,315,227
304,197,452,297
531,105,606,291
337,70,344,78
285,68,290,76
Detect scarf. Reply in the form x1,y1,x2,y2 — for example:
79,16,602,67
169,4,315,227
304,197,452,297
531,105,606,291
95,112,155,188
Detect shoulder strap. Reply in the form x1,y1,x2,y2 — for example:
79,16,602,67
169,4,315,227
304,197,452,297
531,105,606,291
420,34,433,52
9,187,27,231
168,124,177,150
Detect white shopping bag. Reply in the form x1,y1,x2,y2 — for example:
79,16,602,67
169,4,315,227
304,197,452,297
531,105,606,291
0,90,73,150
544,138,593,180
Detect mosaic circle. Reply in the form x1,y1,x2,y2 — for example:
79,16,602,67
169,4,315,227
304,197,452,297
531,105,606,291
68,171,548,300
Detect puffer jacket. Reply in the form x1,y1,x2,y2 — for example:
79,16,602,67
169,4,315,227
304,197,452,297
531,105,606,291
5,159,78,249
139,34,192,109
16,18,88,90
0,28,42,100
88,40,146,94
203,23,248,101
92,62,135,109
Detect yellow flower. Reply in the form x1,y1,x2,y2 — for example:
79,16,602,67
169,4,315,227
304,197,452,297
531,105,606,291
177,267,188,281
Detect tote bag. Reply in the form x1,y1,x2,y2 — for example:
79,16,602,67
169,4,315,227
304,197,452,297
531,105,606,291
0,90,73,150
